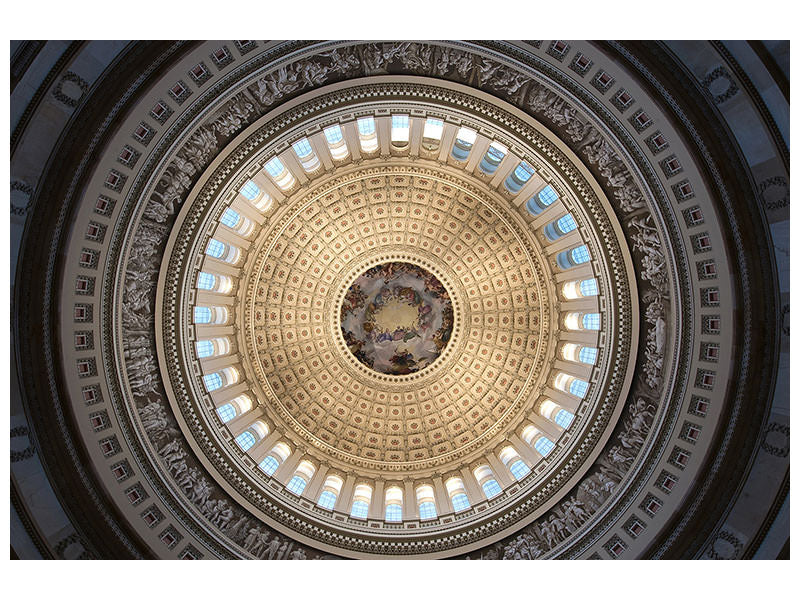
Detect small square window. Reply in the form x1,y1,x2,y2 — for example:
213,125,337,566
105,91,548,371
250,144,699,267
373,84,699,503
692,233,712,252
211,46,234,68
160,526,183,549
79,249,98,268
117,145,140,167
625,516,646,539
569,52,593,76
689,395,710,417
94,196,115,216
660,155,683,176
75,276,95,295
150,101,173,124
74,331,93,349
234,41,257,56
127,487,143,504
189,62,212,86
90,411,109,431
657,471,679,494
179,545,203,560
547,40,571,61
702,343,720,361
86,221,106,241
703,289,720,306
640,493,663,516
82,385,101,405
669,447,691,469
592,71,615,93
612,89,634,112
77,358,96,377
603,535,628,558
673,180,695,201
699,261,717,278
140,505,164,528
133,122,154,145
104,169,126,191
171,82,186,96
99,436,120,456
111,462,130,481
74,304,91,322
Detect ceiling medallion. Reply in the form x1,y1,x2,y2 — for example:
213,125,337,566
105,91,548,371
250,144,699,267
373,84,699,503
340,262,454,376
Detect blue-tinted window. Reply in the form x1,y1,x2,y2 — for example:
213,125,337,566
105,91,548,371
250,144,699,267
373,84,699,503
556,214,577,234
513,162,535,183
324,125,343,144
357,117,376,135
569,379,589,398
194,306,212,323
451,493,471,512
538,185,559,206
216,403,236,423
206,239,225,258
419,501,437,520
220,208,241,229
241,181,260,200
391,114,409,129
265,157,285,177
580,278,599,296
259,455,279,475
292,138,313,158
582,313,601,330
235,430,256,451
555,409,575,429
203,373,222,391
197,272,216,290
196,340,215,358
534,437,555,456
579,347,598,364
287,475,307,495
351,500,369,519
318,490,337,510
482,479,502,499
571,245,591,264
509,460,531,480
385,504,402,522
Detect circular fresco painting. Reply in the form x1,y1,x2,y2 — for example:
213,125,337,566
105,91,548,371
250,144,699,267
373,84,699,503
340,262,454,375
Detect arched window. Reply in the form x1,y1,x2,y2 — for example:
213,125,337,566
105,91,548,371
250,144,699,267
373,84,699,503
445,477,471,512
264,156,295,190
535,437,555,456
583,313,601,330
569,379,589,398
318,490,337,510
509,460,531,480
474,465,502,499
452,493,470,512
416,485,437,520
292,138,321,172
350,484,372,519
555,409,575,429
317,475,343,510
287,476,306,495
203,373,222,391
580,278,599,296
216,403,236,423
557,245,591,270
259,455,280,475
482,479,502,499
384,486,403,522
220,208,241,229
196,272,233,294
357,117,378,153
197,272,216,290
499,446,531,481
451,127,477,161
194,306,212,323
193,306,229,325
579,347,598,364
479,141,507,174
422,117,444,151
522,425,556,457
240,180,260,202
504,161,535,193
526,184,559,214
285,460,316,496
323,125,349,160
205,239,226,258
259,442,291,475
544,213,578,240
235,431,256,451
391,114,410,146
196,340,214,358
564,311,600,331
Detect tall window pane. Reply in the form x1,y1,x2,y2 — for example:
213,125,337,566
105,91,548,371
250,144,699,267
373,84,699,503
419,501,437,520
385,504,402,522
582,313,601,330
287,475,307,495
216,403,236,423
318,490,337,510
259,455,279,475
197,272,216,290
235,430,256,451
482,479,502,499
555,409,575,429
351,500,369,519
579,347,598,364
451,493,471,512
241,180,260,200
194,306,212,323
534,437,555,456
196,340,214,358
510,460,531,480
220,208,241,229
205,239,225,258
203,373,222,391
580,279,599,296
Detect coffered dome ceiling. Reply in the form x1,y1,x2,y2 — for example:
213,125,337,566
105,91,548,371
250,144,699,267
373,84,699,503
11,40,789,560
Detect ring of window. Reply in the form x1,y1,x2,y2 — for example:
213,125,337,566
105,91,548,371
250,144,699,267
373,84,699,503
505,161,535,193
357,117,378,153
526,184,559,215
323,125,349,160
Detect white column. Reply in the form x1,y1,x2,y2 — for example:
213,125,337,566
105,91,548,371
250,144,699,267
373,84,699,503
403,480,419,520
487,452,514,487
368,480,385,519
334,474,356,513
303,463,329,501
